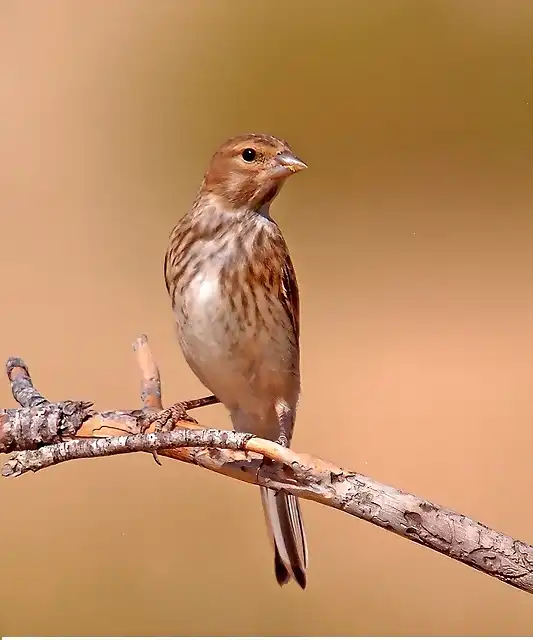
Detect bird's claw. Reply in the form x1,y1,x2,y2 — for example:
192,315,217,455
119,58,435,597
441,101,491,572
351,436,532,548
258,435,290,478
275,434,289,449
141,402,198,435
140,403,198,467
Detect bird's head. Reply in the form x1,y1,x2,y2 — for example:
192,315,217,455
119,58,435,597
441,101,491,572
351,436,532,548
202,133,307,214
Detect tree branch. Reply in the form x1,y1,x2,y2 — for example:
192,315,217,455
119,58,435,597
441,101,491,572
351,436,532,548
1,336,532,595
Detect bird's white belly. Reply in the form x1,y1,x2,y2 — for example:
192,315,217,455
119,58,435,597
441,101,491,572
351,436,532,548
180,271,230,351
176,269,298,421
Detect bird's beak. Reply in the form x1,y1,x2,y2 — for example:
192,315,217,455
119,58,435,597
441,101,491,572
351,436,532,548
273,151,308,177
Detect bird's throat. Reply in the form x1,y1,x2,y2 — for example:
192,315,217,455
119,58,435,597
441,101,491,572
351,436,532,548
255,185,280,220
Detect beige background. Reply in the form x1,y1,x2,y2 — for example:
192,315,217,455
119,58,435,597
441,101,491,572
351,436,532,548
0,0,532,635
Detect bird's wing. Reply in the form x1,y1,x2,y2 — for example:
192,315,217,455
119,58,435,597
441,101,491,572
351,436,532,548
280,252,300,345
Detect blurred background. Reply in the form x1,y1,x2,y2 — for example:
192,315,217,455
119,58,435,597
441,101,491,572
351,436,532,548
0,0,532,635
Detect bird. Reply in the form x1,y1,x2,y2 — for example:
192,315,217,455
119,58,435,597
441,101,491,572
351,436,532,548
164,133,308,588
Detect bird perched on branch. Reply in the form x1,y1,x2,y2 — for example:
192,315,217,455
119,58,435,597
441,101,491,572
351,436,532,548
164,133,308,588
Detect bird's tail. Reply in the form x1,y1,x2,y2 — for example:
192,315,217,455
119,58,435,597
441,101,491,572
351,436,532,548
260,486,308,589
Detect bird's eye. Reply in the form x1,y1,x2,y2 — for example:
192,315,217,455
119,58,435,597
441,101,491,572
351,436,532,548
241,148,257,162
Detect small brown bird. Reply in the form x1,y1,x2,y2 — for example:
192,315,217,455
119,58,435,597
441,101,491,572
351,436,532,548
164,133,308,588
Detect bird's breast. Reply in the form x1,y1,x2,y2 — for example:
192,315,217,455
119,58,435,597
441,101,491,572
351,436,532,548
176,260,298,417
180,266,229,342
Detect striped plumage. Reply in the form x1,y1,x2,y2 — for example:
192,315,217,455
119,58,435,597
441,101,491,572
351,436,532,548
164,134,309,588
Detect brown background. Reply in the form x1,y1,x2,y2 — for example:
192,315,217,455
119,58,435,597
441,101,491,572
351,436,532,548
0,0,532,636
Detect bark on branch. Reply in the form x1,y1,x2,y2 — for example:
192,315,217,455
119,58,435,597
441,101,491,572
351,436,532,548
1,336,532,595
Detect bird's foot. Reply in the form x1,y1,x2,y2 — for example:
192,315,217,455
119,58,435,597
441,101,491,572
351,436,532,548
258,434,290,477
141,402,198,434
275,434,289,449
140,403,198,466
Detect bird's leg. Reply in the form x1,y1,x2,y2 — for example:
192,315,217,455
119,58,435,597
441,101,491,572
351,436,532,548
274,399,293,449
259,401,293,478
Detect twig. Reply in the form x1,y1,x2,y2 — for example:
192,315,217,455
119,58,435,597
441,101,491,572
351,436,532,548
2,428,254,476
0,357,93,453
7,357,50,408
0,336,532,595
133,334,163,411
